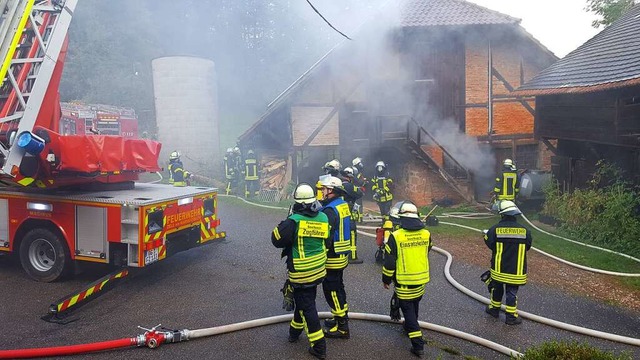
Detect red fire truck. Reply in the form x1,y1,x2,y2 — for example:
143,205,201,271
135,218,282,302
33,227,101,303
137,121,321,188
0,0,224,320
59,102,139,138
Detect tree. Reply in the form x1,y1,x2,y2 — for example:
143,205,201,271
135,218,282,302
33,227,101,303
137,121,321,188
585,0,637,28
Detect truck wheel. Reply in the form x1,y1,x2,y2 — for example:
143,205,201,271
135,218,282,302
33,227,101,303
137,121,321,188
19,228,70,282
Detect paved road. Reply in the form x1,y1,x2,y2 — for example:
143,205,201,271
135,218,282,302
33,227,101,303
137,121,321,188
0,196,638,359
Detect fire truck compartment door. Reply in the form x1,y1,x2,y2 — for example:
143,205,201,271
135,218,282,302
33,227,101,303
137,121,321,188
76,206,107,259
0,199,7,244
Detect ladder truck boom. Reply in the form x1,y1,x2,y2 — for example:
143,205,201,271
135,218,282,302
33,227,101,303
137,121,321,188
0,0,160,188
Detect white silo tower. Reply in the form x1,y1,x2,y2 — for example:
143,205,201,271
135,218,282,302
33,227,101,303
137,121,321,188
152,56,219,176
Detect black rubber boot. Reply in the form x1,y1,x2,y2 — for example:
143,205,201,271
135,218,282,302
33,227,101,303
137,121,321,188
505,314,522,325
325,317,350,339
308,339,326,359
485,306,499,318
288,327,302,343
323,318,336,329
410,338,424,357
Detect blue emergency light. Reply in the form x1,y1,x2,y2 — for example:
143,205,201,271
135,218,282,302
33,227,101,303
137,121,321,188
17,131,45,155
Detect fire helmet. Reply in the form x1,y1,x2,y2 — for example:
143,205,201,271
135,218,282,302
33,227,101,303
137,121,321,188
503,159,516,170
389,201,403,219
293,183,317,204
352,157,362,167
342,167,354,178
319,175,343,190
375,161,386,173
398,201,420,219
169,151,180,161
498,200,521,216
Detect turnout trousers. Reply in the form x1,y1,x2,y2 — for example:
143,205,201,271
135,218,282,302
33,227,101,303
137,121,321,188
399,295,424,350
322,269,348,318
490,282,520,318
289,285,325,348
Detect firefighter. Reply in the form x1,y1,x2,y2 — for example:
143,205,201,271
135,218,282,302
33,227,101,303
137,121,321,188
382,201,432,357
492,159,521,211
483,200,532,325
244,149,260,198
318,175,352,339
316,159,341,199
341,167,364,264
223,148,238,195
371,161,394,216
271,183,329,359
168,151,190,187
375,202,402,263
351,157,367,222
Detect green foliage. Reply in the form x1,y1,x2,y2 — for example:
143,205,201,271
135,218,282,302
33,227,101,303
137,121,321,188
542,161,640,257
585,0,636,28
520,340,632,360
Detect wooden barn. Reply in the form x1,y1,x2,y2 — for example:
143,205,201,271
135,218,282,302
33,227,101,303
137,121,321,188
240,0,557,205
516,4,640,191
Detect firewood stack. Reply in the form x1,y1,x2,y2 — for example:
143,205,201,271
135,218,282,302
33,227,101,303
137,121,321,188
260,156,287,190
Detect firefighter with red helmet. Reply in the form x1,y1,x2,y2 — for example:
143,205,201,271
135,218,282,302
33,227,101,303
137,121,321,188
382,201,432,357
483,200,532,325
271,183,329,359
318,175,352,339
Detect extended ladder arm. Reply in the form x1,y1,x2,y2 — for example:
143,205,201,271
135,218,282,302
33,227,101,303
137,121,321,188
0,0,77,179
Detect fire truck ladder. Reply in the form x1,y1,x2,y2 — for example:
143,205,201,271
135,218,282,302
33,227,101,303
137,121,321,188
0,0,77,182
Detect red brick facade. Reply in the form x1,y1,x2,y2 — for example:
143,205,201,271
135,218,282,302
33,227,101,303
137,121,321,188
395,157,465,207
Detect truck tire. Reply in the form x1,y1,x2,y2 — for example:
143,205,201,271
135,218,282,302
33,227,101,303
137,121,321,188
19,228,70,282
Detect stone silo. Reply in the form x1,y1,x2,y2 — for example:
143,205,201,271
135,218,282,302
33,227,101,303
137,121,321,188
152,56,219,176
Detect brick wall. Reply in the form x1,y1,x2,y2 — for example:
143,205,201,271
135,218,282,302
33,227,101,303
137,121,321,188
394,157,465,207
464,42,540,137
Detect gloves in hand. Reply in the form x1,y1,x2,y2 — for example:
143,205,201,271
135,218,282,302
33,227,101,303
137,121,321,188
281,279,295,312
389,292,401,321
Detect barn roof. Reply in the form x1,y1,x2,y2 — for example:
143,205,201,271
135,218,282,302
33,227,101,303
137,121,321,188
401,0,520,27
516,4,640,95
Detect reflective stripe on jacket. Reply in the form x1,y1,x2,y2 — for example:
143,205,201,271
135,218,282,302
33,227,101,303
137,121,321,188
484,219,532,285
288,213,329,284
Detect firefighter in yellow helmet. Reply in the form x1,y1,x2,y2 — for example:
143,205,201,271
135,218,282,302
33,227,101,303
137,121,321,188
318,175,352,339
168,151,190,187
492,159,521,210
382,201,432,357
244,149,260,198
271,183,329,359
483,200,532,325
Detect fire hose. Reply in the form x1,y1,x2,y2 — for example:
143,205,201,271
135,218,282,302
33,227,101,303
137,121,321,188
4,199,634,358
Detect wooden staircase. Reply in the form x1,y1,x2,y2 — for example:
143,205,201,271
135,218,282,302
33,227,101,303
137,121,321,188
379,115,475,203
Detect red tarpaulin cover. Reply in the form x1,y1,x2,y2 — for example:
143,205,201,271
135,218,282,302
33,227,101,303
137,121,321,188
57,135,160,173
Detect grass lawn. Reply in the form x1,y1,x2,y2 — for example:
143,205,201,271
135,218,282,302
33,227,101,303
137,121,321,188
426,206,640,290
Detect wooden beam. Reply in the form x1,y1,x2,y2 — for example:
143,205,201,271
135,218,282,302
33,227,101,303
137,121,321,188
541,138,558,155
492,67,535,116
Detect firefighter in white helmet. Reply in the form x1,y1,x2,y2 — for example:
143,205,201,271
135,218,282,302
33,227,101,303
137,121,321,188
372,161,394,215
382,201,432,357
223,148,239,195
340,167,364,264
168,151,190,187
271,183,328,359
243,149,260,198
492,159,520,210
318,175,352,339
351,157,367,222
483,200,532,325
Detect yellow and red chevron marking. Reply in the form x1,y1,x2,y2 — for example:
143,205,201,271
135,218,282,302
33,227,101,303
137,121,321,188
159,244,167,260
55,269,128,313
144,206,166,244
